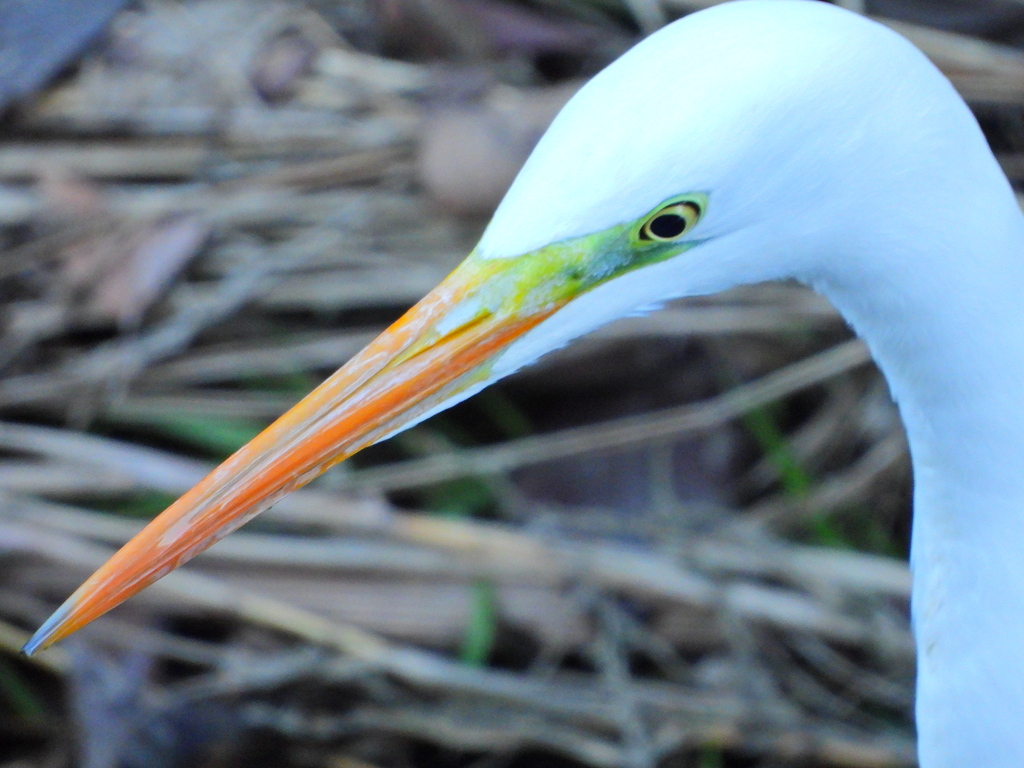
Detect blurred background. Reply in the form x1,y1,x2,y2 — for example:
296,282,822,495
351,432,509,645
1,0,1024,765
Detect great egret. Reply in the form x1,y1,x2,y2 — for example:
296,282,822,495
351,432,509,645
23,2,1024,764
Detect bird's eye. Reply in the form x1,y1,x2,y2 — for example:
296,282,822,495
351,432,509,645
638,201,701,242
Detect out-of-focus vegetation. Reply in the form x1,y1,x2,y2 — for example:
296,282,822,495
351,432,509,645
2,0,1024,766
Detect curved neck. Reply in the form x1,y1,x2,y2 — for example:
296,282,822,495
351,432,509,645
813,140,1024,766
829,201,1024,503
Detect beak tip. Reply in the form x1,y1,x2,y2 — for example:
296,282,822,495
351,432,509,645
22,601,75,657
21,629,49,658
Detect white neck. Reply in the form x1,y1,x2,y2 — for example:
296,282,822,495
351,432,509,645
813,124,1024,766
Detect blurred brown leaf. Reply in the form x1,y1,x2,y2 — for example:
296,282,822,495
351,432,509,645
91,214,210,328
418,81,581,214
45,170,209,328
451,0,602,56
251,29,320,103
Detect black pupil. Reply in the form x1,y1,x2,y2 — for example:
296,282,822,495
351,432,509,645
648,213,687,239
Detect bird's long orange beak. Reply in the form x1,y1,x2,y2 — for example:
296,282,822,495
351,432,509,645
22,253,567,654
24,195,692,654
